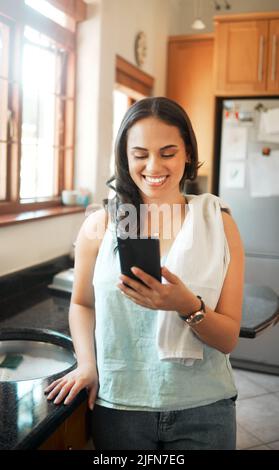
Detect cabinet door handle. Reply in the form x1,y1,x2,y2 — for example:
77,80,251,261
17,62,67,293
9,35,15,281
258,35,264,82
271,34,277,81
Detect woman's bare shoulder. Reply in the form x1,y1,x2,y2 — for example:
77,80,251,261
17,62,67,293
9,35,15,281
221,211,244,253
76,207,109,254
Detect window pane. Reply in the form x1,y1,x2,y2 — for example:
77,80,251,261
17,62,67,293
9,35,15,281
24,0,75,32
55,49,68,96
54,97,65,147
0,20,9,201
0,143,7,200
20,27,66,199
65,98,74,148
20,144,56,199
0,78,8,141
0,20,9,79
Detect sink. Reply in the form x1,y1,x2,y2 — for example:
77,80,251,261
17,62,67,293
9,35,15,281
0,328,76,382
48,268,74,293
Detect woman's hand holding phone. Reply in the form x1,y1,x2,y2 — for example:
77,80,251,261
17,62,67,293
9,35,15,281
117,265,199,314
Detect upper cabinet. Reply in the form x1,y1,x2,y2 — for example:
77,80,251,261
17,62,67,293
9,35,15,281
167,34,215,192
214,12,279,96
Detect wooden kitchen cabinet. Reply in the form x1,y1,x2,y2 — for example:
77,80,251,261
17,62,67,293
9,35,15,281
38,400,91,450
214,12,279,96
167,34,215,192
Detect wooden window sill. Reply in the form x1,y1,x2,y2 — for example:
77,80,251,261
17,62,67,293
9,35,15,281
0,205,85,228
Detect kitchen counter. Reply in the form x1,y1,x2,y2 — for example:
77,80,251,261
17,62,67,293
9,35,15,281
0,255,278,449
0,323,87,450
0,256,87,450
241,284,279,338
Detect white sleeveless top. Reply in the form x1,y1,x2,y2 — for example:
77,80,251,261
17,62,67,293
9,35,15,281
92,193,238,411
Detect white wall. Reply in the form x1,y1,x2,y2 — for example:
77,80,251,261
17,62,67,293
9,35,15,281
75,1,102,200
169,0,279,35
0,213,84,276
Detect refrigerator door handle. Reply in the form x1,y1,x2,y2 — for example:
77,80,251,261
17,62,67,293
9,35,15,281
271,34,277,82
258,35,264,82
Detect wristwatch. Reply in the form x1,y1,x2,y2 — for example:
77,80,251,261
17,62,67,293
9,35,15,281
178,296,206,325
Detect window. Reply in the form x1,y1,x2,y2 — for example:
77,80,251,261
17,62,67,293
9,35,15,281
25,0,75,31
21,26,68,200
0,0,85,215
0,18,10,201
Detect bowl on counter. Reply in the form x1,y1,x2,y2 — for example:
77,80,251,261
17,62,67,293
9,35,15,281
61,190,79,206
61,189,91,207
0,328,76,382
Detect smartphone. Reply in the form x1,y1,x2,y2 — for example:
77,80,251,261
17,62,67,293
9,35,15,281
117,236,161,286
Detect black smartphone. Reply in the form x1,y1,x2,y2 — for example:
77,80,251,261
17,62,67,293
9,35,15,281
117,236,161,286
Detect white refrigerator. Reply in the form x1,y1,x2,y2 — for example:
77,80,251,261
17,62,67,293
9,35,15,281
218,98,279,373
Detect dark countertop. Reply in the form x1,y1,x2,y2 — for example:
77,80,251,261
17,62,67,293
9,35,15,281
0,255,278,449
241,284,279,338
0,324,87,450
0,256,87,450
0,288,87,450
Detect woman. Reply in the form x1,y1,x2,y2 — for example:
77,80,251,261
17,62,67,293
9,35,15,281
44,97,245,450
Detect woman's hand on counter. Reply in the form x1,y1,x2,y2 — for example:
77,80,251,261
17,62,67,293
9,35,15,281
44,362,99,410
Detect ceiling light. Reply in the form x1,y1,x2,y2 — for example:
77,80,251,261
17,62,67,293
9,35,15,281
192,0,206,31
191,18,206,30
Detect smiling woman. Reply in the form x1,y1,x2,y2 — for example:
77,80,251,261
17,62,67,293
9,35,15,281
127,118,189,203
104,96,203,238
44,97,244,451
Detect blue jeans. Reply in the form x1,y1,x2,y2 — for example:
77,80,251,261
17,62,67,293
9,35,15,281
91,398,236,450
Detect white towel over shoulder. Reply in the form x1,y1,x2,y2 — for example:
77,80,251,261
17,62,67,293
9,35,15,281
156,193,231,366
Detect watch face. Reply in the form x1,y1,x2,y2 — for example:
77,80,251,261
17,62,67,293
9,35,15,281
188,312,204,324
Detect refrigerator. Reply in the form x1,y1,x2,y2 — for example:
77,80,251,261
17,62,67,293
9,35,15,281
217,98,279,373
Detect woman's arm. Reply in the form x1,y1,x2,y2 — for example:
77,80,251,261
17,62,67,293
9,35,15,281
68,213,100,369
44,208,107,408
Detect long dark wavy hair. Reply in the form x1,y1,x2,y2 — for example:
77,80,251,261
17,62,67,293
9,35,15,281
103,96,203,240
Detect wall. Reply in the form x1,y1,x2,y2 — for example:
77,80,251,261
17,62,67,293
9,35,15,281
169,0,279,35
0,213,84,276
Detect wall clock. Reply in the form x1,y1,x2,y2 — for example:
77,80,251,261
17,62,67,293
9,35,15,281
134,31,147,68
